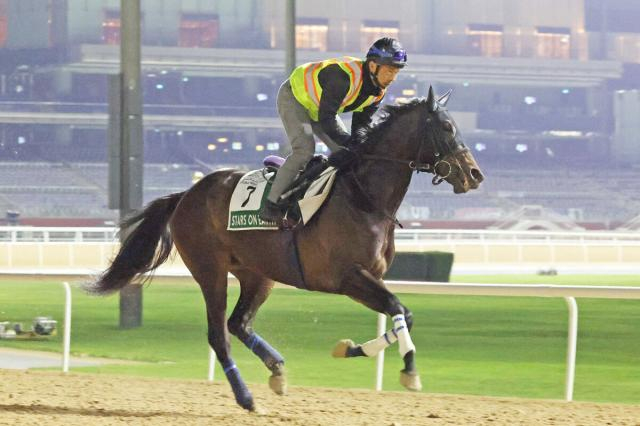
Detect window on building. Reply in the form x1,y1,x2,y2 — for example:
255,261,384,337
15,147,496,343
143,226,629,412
102,10,121,45
0,0,7,47
613,34,640,63
296,18,328,51
467,24,503,57
180,14,219,48
536,27,571,59
360,20,399,51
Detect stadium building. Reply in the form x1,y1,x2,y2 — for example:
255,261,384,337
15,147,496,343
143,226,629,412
0,0,638,228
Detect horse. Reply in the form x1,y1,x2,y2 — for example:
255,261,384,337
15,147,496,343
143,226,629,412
88,87,484,411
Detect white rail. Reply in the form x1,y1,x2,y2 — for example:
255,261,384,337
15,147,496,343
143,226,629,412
62,281,72,373
395,229,640,242
373,281,640,402
2,227,638,276
3,282,72,372
208,348,216,381
0,226,117,242
1,226,638,243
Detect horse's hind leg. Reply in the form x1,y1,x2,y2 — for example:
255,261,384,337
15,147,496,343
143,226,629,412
227,270,287,395
334,266,422,391
173,230,255,410
196,269,255,411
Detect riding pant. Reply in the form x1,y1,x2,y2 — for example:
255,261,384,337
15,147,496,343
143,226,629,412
268,80,346,204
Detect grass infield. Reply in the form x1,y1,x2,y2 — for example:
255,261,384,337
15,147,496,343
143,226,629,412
1,274,639,403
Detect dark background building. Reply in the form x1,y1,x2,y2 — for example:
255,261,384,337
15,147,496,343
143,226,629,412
0,0,638,228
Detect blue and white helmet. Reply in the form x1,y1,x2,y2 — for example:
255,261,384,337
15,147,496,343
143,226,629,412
366,37,407,68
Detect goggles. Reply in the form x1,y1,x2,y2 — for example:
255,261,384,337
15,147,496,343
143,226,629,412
368,47,407,63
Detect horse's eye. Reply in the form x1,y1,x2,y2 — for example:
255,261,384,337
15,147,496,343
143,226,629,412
443,121,453,132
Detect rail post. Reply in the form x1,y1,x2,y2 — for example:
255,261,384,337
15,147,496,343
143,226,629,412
61,281,72,373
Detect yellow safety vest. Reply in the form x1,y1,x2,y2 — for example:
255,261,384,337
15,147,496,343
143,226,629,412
289,56,385,121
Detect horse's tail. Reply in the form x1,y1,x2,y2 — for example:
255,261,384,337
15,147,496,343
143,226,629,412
87,191,185,295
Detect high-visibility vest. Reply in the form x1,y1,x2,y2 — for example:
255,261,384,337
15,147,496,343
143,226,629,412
289,56,385,121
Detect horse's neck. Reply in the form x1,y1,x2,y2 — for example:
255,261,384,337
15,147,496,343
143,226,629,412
357,163,412,218
354,115,417,217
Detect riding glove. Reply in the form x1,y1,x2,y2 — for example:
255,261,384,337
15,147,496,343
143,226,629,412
328,147,358,169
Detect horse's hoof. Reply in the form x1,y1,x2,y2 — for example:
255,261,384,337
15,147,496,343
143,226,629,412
332,339,356,358
234,390,255,411
269,373,287,395
400,370,422,392
238,396,255,412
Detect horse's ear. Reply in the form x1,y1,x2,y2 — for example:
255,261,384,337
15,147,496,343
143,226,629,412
426,86,437,112
437,89,452,107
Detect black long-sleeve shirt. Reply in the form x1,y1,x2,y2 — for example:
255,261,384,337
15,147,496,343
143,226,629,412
316,62,384,146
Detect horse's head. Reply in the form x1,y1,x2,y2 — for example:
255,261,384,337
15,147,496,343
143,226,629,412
355,90,484,195
418,87,484,194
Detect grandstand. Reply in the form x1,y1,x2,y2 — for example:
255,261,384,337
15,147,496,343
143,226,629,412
1,160,639,228
399,165,640,226
0,0,639,229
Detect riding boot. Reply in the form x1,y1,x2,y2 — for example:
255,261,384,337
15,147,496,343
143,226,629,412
259,200,284,223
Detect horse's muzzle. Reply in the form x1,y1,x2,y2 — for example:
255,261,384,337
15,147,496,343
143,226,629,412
442,149,484,194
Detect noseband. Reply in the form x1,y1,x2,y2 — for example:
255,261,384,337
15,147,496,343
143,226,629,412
430,147,469,185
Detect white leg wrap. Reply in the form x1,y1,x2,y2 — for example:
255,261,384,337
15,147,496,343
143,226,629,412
360,329,398,357
393,314,416,357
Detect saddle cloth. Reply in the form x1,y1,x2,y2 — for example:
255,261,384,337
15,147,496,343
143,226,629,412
227,166,337,231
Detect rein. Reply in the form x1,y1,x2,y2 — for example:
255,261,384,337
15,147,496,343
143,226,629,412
361,147,467,185
360,154,432,172
349,151,442,229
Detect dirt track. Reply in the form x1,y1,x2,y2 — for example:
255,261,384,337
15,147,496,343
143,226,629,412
1,369,639,426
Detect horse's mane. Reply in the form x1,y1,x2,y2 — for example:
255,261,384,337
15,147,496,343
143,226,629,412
353,97,426,148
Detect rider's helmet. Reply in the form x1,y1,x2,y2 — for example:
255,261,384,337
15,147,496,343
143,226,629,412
366,37,407,68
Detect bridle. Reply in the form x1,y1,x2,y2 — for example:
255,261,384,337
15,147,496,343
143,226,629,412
359,109,466,184
360,148,466,185
347,107,466,227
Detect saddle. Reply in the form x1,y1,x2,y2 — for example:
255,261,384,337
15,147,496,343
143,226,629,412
265,154,330,224
227,155,336,231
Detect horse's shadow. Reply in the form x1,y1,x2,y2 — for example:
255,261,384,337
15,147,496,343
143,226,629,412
0,402,210,419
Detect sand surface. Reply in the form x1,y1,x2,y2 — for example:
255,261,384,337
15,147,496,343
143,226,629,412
1,369,639,425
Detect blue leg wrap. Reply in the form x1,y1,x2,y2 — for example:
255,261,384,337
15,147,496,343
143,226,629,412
244,333,284,370
221,358,254,411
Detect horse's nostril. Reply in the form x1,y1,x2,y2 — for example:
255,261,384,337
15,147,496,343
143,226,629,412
471,168,484,183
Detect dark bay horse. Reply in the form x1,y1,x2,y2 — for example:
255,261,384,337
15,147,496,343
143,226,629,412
89,88,484,411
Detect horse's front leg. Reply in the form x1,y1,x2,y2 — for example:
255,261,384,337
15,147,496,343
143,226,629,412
333,266,422,391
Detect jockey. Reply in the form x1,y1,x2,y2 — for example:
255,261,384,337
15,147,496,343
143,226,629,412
259,37,407,223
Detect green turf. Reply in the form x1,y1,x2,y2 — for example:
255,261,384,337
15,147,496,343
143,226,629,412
0,275,639,404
